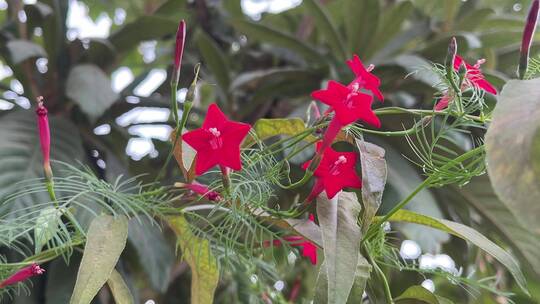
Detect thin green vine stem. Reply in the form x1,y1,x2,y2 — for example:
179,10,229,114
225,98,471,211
373,107,489,123
365,249,394,303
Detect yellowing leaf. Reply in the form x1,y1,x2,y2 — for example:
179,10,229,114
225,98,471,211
70,215,128,304
107,269,134,304
245,118,316,147
171,129,196,182
167,216,219,304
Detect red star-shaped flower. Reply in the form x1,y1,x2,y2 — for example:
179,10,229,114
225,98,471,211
303,143,362,200
346,54,384,102
182,103,251,175
311,80,380,127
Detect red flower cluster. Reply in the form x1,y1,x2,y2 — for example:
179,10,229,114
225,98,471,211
435,55,497,110
0,263,45,288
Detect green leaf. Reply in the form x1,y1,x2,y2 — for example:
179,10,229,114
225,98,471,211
344,0,379,56
356,139,387,233
6,40,47,64
394,286,448,304
231,19,323,62
315,192,362,304
485,78,540,236
386,209,529,295
455,8,494,31
70,214,129,304
0,111,84,219
346,255,372,304
34,206,64,253
167,216,219,304
127,217,175,292
244,118,317,146
109,16,178,54
107,269,134,304
195,30,231,94
66,64,119,121
303,0,347,60
459,176,540,278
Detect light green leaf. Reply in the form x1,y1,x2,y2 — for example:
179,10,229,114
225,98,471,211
244,118,317,146
107,269,134,304
196,30,231,94
346,255,372,304
315,192,362,304
394,286,447,304
356,139,387,233
231,19,323,62
167,216,219,304
70,214,129,304
485,78,540,236
303,0,347,60
6,40,47,64
127,217,174,292
34,206,64,253
386,209,529,295
66,64,119,121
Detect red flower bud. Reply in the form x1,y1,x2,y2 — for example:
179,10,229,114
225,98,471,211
172,20,186,85
0,263,45,288
519,0,539,79
36,97,52,181
177,182,222,201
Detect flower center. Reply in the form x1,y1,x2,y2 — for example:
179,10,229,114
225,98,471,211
208,127,223,150
329,155,347,176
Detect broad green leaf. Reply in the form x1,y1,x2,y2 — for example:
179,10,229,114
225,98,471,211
231,19,323,62
285,217,323,248
0,111,84,220
195,30,231,94
344,0,379,56
34,206,64,253
66,64,119,122
395,286,451,304
346,255,372,304
459,176,540,278
355,139,387,233
127,217,174,292
107,269,134,304
485,78,540,236
303,0,347,60
6,40,47,64
109,16,179,54
70,214,129,304
168,216,219,304
455,8,494,31
244,118,317,146
386,209,529,295
315,192,362,304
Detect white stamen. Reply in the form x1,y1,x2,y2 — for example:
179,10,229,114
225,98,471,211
366,64,375,72
335,155,347,165
474,58,486,68
208,127,221,137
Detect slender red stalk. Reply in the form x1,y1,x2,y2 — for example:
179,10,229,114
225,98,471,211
0,264,45,288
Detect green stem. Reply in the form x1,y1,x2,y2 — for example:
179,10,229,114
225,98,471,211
365,249,394,303
374,107,489,123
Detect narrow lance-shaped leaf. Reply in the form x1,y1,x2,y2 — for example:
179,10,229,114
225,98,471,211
315,192,363,304
385,209,529,295
70,214,129,304
107,269,134,304
167,216,219,304
195,30,231,95
355,139,387,233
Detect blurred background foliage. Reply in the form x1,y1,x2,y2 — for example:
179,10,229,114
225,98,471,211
1,0,539,303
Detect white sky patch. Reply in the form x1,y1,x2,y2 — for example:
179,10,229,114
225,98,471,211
133,69,167,97
126,137,158,161
15,97,30,109
114,8,126,25
116,107,170,127
10,79,23,94
0,99,14,110
0,63,13,80
94,124,111,135
128,124,172,141
66,0,111,40
419,253,458,275
0,1,7,10
177,88,187,103
241,0,302,20
399,240,421,260
36,58,48,73
421,279,435,292
112,66,134,93
138,40,158,63
273,280,285,291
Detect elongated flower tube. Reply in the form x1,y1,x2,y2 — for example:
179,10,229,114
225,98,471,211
176,181,221,201
519,0,539,79
36,97,52,182
0,263,45,288
172,20,186,85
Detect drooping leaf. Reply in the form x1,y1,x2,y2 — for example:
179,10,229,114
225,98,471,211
167,216,219,304
355,139,387,233
394,285,451,304
107,269,134,304
171,129,197,182
386,209,529,295
127,217,175,292
459,176,540,279
34,206,64,253
66,64,119,121
0,111,84,220
6,40,47,64
303,0,347,60
231,19,324,62
70,214,129,304
344,0,379,56
315,192,363,304
485,78,540,235
244,118,317,147
195,30,231,94
109,16,179,54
